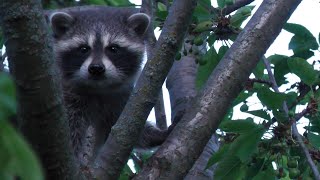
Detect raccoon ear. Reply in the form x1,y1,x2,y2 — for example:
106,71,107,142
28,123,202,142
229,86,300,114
49,12,74,37
127,13,150,36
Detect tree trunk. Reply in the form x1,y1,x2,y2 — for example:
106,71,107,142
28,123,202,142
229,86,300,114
0,1,80,179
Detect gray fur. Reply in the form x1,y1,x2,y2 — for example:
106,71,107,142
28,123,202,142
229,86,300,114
47,6,167,166
47,6,150,165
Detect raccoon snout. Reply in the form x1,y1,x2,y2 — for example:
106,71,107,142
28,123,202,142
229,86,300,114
88,64,105,76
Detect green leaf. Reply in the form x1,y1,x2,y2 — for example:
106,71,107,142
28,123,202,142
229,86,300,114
257,86,287,110
214,156,246,180
196,47,219,89
230,6,254,28
284,23,318,50
283,23,318,59
233,91,252,106
0,121,43,180
207,34,217,46
273,109,288,122
156,11,168,21
253,60,265,79
220,119,258,134
218,46,229,60
194,0,213,22
217,0,226,8
309,133,320,149
289,35,315,59
305,126,320,134
229,126,265,162
246,110,271,121
268,54,290,85
83,0,106,5
119,164,134,180
0,73,16,119
252,167,276,180
206,144,230,169
286,92,298,108
287,57,318,86
157,2,167,11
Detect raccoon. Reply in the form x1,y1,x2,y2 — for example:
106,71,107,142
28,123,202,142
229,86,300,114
46,6,165,165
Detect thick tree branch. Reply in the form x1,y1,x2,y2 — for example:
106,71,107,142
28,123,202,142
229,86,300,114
91,0,198,179
136,0,302,178
262,57,320,180
141,0,168,130
0,0,80,179
166,43,219,179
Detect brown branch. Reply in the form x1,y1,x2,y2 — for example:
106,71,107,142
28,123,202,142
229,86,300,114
262,56,320,180
0,1,81,179
155,90,168,130
222,0,255,15
91,0,198,179
141,0,168,130
211,0,255,15
135,0,303,179
0,49,4,71
293,105,314,122
288,84,314,110
248,78,273,86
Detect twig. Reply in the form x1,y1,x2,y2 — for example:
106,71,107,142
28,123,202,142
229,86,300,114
247,78,272,86
293,108,310,122
262,56,320,180
211,0,254,15
222,0,255,15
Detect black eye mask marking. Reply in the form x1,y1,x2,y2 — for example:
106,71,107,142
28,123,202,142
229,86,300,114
105,45,141,77
59,44,91,78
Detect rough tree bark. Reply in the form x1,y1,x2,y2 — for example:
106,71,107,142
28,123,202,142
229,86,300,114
135,0,302,179
166,55,219,179
141,0,168,130
91,0,199,179
0,0,80,179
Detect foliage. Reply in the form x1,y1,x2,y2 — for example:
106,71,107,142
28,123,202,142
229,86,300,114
0,73,43,180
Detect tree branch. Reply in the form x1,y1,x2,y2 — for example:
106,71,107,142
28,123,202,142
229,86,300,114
91,0,198,179
222,0,255,15
262,57,320,179
166,42,219,179
141,0,168,130
0,48,4,71
155,90,168,130
0,1,80,179
135,0,302,178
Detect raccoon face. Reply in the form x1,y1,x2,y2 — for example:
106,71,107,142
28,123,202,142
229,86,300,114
48,7,150,93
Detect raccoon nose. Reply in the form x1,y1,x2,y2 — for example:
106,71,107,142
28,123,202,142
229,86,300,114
88,64,105,75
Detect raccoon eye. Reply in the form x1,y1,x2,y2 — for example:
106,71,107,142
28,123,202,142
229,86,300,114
107,44,120,54
78,45,91,54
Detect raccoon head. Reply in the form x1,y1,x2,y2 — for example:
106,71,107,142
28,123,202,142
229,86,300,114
48,7,150,94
